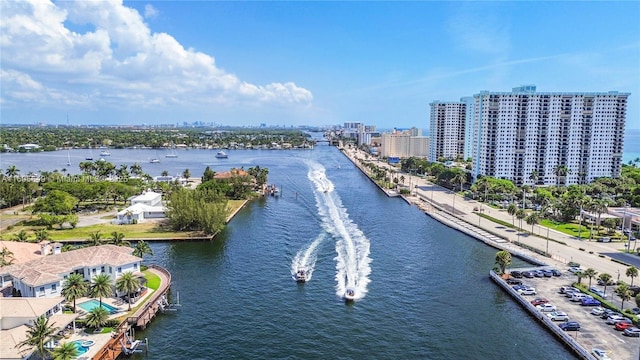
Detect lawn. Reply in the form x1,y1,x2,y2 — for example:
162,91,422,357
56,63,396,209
538,219,618,240
144,270,161,290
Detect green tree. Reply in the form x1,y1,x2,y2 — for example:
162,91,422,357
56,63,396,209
18,315,58,360
161,170,169,177
554,164,569,187
516,209,526,230
202,166,216,183
583,268,598,288
182,169,191,181
615,283,632,310
525,212,540,234
34,228,49,242
132,241,153,259
627,266,639,286
116,272,141,311
85,307,110,330
87,231,103,246
575,270,583,285
494,250,512,275
598,273,613,297
62,273,87,313
507,203,518,225
109,231,129,247
52,341,80,360
12,229,30,242
33,190,79,215
5,164,19,177
451,170,467,192
0,246,15,266
89,273,113,308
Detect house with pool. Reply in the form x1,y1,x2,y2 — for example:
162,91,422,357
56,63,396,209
0,245,142,299
0,296,78,359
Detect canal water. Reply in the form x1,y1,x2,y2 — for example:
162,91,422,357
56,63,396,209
1,143,576,359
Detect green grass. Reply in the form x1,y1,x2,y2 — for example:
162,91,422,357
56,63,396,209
538,219,619,240
144,270,161,290
3,222,198,241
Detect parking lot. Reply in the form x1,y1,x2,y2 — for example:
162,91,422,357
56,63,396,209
508,267,639,359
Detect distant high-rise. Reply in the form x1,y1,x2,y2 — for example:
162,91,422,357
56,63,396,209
472,85,628,186
429,101,466,162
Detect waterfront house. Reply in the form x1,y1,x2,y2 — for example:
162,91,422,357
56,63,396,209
0,245,141,299
115,191,166,224
0,297,78,360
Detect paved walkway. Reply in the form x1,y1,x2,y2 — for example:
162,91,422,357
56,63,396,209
344,148,638,285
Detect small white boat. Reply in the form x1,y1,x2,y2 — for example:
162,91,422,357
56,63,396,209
166,150,178,158
344,288,356,302
215,151,228,159
99,150,111,156
295,269,308,283
592,348,611,360
150,158,160,164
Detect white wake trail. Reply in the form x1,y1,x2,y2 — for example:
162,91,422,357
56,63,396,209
306,160,371,300
291,233,325,281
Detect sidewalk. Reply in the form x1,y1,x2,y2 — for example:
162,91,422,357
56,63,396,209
343,147,637,283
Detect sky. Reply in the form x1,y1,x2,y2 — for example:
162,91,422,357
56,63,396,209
1,1,639,129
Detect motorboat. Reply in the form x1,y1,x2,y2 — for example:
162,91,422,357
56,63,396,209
150,158,160,164
215,151,228,159
344,288,356,302
99,150,111,156
295,269,308,283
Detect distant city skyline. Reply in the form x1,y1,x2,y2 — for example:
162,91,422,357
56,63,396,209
1,1,638,129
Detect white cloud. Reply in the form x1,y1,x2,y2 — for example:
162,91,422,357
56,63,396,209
0,0,312,111
144,4,158,19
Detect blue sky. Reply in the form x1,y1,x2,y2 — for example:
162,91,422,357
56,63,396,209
1,1,638,130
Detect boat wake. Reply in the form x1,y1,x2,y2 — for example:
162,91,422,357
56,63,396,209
306,160,371,301
291,233,325,282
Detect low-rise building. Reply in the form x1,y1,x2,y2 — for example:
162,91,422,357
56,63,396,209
116,191,166,224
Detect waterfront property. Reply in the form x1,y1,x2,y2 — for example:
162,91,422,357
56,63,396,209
0,245,142,298
115,191,166,224
429,101,466,162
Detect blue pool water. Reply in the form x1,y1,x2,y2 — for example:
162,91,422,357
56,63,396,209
78,299,119,313
71,340,88,355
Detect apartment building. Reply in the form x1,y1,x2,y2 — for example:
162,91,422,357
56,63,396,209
380,132,429,158
471,85,628,186
429,101,466,162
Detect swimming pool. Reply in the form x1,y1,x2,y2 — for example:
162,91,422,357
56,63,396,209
71,340,89,356
78,299,119,313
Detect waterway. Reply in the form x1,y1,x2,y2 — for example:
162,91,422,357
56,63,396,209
1,142,576,359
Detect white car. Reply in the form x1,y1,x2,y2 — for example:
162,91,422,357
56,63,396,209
592,348,612,360
547,311,569,321
591,307,606,316
570,293,588,302
568,266,583,273
589,287,608,298
518,287,536,295
536,303,556,312
606,315,625,324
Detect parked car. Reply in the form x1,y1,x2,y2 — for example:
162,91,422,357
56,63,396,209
570,293,588,302
541,269,553,277
615,322,635,331
581,298,601,306
510,271,522,278
565,289,581,298
506,278,523,285
560,285,577,294
592,348,612,360
589,287,608,298
623,327,640,337
551,269,562,277
598,237,611,243
568,261,581,267
522,271,535,278
605,315,626,324
614,318,633,326
601,310,622,320
518,287,536,295
530,298,549,306
547,311,569,321
629,286,640,296
536,303,557,312
568,266,583,274
590,307,606,316
534,270,544,277
631,308,640,315
559,321,580,331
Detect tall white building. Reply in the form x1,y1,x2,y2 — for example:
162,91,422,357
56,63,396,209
472,85,628,186
429,101,466,162
461,97,475,160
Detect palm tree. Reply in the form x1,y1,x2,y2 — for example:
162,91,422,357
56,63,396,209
592,199,609,237
529,170,539,185
451,170,467,192
507,203,518,225
516,209,526,230
5,164,19,177
615,283,632,309
183,169,191,181
130,163,143,177
495,250,512,275
116,272,141,311
18,315,58,360
85,307,110,330
0,246,15,266
52,341,80,360
62,273,87,313
627,266,638,286
598,273,613,297
525,212,540,234
132,241,153,259
12,229,30,242
161,170,169,177
109,231,129,247
89,273,113,308
34,228,49,242
399,175,405,185
583,268,598,288
87,231,103,246
554,164,569,187
575,270,583,285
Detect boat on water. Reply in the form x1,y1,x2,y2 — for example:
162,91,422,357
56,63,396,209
99,150,111,156
295,269,308,283
344,288,356,302
215,151,228,159
166,150,178,158
150,158,160,164
66,148,71,166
